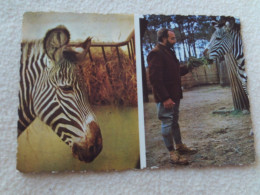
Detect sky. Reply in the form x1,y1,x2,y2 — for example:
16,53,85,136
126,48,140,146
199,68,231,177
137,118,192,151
22,12,134,43
142,15,241,66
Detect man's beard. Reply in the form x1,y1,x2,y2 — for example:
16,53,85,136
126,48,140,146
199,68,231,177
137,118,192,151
166,40,174,49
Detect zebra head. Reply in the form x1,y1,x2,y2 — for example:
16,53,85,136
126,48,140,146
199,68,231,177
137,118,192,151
20,26,102,163
43,26,102,162
204,17,240,60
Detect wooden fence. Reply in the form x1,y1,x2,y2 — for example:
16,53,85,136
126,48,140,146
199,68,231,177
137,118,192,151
181,63,219,89
88,30,135,67
146,63,221,92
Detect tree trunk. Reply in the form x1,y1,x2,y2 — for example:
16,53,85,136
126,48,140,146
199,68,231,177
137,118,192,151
182,41,187,60
185,40,191,58
192,43,197,58
177,24,187,60
177,45,182,61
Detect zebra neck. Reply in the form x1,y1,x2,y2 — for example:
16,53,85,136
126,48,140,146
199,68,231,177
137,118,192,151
225,51,248,94
225,52,244,74
230,31,244,67
18,41,49,134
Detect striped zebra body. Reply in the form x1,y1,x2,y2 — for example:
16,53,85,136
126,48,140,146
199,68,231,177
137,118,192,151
207,24,248,96
18,26,102,162
205,20,249,111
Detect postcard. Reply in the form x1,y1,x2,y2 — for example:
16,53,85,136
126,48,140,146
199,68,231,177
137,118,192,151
139,14,255,168
17,12,140,172
17,13,255,172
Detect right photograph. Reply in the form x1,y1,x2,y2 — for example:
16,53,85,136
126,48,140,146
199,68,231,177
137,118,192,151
139,15,255,168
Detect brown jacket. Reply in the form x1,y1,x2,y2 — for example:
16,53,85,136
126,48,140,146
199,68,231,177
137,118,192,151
147,43,188,103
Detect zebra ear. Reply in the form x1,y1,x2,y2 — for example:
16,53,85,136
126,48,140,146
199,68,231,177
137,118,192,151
211,20,219,29
225,21,232,32
44,25,70,61
62,37,92,63
225,17,235,31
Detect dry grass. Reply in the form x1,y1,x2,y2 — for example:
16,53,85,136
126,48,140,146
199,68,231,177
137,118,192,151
82,47,137,106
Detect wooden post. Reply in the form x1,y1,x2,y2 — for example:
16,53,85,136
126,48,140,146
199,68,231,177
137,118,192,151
132,37,135,54
129,39,134,62
101,46,107,62
88,49,93,62
87,30,135,67
116,46,122,68
127,43,132,60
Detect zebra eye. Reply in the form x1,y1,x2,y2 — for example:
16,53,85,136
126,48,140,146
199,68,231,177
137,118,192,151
60,85,73,92
216,37,221,40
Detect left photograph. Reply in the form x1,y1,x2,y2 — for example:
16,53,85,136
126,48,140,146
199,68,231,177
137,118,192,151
17,12,140,172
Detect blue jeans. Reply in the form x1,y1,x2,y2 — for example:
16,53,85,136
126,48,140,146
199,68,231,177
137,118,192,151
156,99,182,151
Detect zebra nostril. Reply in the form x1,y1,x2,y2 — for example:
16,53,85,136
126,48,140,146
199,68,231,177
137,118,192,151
72,142,101,163
89,145,94,153
72,123,102,163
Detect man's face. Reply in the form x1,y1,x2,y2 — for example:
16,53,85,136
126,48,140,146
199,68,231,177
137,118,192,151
166,31,176,48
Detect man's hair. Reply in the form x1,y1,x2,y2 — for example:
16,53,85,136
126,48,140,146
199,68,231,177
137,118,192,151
157,28,173,42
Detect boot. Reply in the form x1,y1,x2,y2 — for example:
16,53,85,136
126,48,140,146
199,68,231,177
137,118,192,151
176,143,197,155
169,150,189,165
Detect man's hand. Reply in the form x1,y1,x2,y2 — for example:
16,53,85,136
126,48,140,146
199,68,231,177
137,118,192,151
163,98,175,109
180,64,189,76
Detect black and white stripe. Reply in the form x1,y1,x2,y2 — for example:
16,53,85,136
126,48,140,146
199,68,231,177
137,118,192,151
207,25,248,96
18,30,96,147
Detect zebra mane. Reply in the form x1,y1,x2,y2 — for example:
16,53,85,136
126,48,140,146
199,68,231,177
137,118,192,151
21,40,44,55
213,16,241,33
20,39,50,74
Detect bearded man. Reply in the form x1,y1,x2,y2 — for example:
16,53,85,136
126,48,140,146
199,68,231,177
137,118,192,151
147,28,197,165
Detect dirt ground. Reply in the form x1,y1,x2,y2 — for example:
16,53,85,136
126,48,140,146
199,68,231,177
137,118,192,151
144,85,255,168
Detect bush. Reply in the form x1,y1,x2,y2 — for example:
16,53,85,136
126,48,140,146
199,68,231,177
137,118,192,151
82,47,137,107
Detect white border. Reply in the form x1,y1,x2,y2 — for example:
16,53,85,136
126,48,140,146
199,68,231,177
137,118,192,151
135,14,146,169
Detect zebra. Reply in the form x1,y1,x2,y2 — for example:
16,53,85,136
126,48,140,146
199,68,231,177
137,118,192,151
18,25,102,162
204,18,249,111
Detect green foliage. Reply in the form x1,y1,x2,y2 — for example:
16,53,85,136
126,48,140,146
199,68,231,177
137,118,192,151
187,56,212,69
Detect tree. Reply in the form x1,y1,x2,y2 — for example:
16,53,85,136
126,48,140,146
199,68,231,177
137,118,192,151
141,15,215,63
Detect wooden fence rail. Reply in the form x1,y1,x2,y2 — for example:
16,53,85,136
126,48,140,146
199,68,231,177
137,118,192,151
88,30,135,67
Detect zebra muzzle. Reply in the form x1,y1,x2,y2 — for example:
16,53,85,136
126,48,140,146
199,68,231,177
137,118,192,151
72,121,102,162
